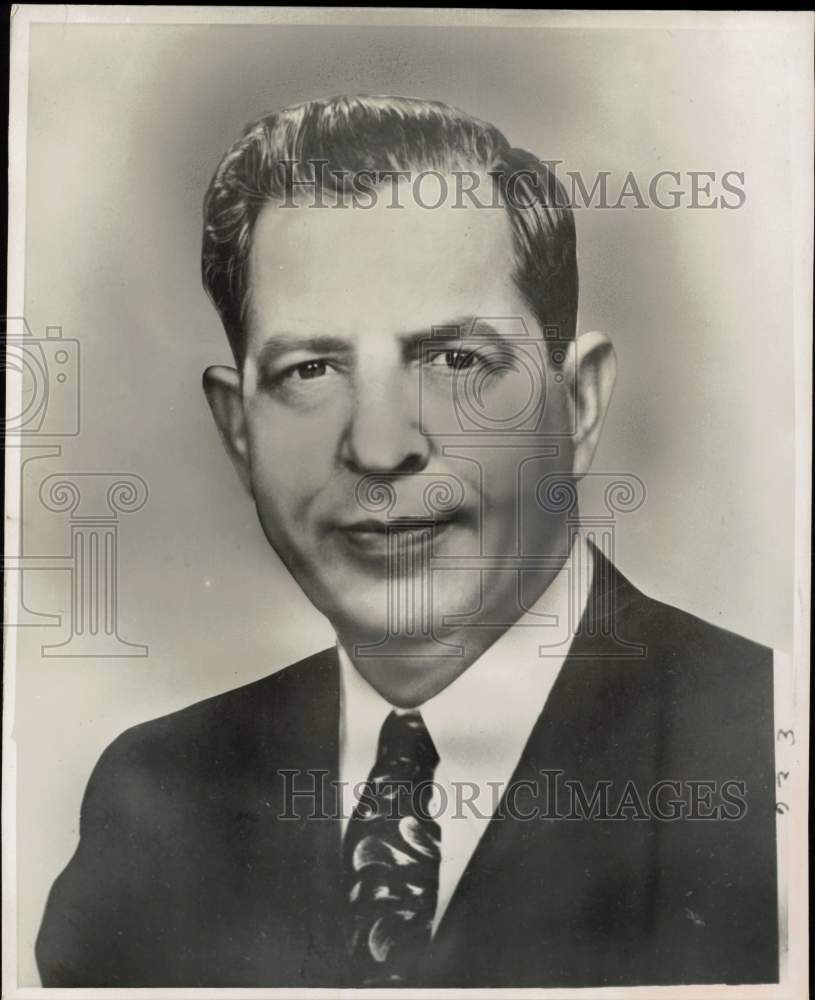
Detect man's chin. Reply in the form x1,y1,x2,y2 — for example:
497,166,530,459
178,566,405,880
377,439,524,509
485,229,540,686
313,574,479,656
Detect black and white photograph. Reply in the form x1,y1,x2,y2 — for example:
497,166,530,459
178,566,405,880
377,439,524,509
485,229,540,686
3,7,811,996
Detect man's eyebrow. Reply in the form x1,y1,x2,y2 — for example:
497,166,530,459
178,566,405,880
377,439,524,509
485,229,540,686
398,317,508,355
255,321,514,364
256,334,353,364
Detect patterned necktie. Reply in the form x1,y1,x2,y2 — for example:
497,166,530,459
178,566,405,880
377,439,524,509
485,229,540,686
343,709,441,987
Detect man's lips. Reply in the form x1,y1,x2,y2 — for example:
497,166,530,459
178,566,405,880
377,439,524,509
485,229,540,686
334,516,458,553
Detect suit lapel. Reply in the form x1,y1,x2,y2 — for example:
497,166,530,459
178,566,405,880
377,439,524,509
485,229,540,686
428,550,662,986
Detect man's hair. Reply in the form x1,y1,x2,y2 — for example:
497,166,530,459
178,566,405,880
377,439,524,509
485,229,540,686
201,95,577,362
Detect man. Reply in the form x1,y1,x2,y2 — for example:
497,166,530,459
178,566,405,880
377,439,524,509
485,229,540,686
36,96,778,988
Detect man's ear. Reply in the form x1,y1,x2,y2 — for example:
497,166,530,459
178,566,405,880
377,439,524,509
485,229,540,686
570,330,617,477
202,365,253,494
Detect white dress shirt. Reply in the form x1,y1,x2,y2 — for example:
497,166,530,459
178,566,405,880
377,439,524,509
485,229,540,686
337,532,593,933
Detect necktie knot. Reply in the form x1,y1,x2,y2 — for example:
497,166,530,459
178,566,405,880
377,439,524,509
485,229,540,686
376,709,439,780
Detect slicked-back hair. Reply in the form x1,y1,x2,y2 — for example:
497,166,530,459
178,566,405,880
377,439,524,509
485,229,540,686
201,95,578,363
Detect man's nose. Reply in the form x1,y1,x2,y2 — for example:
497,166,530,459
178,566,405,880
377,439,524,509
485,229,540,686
340,373,430,474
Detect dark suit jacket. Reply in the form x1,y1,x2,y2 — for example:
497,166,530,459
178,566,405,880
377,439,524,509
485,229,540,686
36,551,778,987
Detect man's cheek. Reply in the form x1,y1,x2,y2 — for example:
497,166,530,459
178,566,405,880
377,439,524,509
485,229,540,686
250,434,338,523
248,412,335,476
478,450,563,553
251,459,328,520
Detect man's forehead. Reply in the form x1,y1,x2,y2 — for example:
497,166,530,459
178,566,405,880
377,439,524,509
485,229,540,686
247,182,524,340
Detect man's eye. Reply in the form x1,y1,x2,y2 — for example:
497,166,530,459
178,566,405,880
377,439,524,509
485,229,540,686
259,357,340,396
428,349,479,371
292,359,329,380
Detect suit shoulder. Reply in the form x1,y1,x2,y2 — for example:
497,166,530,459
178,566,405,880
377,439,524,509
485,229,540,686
619,583,775,769
591,549,772,677
602,563,774,742
83,646,338,811
606,557,773,675
635,589,772,666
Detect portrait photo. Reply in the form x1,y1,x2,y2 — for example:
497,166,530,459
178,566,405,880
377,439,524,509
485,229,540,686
3,7,811,997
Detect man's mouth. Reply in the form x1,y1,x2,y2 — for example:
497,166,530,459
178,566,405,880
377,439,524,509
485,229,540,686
336,516,456,555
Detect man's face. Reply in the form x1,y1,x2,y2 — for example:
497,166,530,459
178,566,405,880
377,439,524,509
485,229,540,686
217,181,584,649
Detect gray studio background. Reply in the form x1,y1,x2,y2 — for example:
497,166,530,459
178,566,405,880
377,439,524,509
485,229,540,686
16,21,795,983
